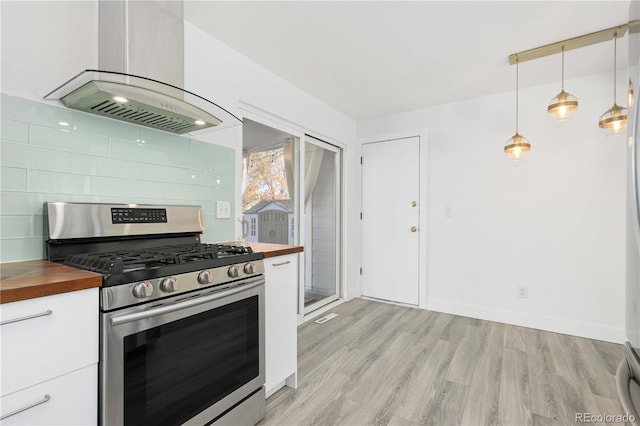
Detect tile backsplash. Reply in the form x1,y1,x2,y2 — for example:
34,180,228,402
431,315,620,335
0,94,236,262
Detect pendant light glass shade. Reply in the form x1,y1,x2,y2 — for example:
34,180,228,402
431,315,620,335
599,33,627,135
504,60,531,160
504,133,531,160
548,91,579,120
599,104,628,135
547,48,578,120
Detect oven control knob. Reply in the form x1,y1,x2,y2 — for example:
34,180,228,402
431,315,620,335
228,265,240,278
132,282,153,298
243,262,255,274
198,270,212,284
160,277,178,293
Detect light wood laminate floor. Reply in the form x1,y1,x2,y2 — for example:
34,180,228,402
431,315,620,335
261,298,625,426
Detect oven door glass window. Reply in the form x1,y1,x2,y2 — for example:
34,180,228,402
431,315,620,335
123,296,259,425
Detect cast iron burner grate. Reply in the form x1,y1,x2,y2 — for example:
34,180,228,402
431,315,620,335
65,243,254,275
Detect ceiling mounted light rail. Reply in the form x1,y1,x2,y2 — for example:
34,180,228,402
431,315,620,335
504,60,531,161
547,47,578,120
509,23,630,65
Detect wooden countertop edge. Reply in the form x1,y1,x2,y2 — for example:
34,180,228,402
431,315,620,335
1,260,102,304
1,278,101,304
226,241,304,258
261,245,304,258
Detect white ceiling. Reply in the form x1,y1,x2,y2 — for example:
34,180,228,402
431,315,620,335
184,1,631,120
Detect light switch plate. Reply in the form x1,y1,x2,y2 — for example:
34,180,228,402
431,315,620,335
216,201,231,219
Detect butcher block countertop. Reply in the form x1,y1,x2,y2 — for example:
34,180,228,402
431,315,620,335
0,260,102,304
228,241,304,258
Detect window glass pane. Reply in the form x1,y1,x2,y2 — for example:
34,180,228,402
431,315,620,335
242,119,297,245
304,140,339,309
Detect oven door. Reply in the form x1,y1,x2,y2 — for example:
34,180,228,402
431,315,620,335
100,276,265,426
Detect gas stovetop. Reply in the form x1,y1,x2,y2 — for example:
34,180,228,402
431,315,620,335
64,243,263,287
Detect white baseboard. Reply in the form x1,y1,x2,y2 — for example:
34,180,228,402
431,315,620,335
361,295,418,309
426,298,626,344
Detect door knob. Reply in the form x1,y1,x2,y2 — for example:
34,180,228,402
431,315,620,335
411,201,417,207
410,226,417,232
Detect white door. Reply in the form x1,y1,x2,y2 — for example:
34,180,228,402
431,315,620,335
258,210,288,244
361,137,420,305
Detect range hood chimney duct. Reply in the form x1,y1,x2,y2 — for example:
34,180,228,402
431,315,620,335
45,0,240,134
99,1,184,90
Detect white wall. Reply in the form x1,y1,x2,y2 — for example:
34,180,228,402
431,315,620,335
358,72,627,342
0,1,99,101
184,23,355,145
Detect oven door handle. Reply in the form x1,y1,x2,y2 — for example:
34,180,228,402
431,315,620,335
110,278,263,327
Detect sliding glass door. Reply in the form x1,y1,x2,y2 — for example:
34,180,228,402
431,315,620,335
242,118,342,316
303,136,341,313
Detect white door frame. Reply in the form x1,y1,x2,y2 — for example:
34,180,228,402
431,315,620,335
359,129,429,309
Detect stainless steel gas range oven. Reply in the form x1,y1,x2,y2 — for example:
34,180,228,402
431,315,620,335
46,202,266,426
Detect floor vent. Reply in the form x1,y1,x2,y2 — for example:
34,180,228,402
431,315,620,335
314,313,339,324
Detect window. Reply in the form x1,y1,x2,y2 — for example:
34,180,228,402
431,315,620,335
242,119,297,245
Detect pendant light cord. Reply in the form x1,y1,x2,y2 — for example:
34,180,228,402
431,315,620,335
516,60,519,133
561,46,565,91
613,33,617,105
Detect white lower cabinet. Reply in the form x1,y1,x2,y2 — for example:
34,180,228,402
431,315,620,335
264,253,299,396
0,364,97,425
0,288,98,425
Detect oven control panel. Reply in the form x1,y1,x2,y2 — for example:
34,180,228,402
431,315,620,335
101,260,265,311
111,207,167,224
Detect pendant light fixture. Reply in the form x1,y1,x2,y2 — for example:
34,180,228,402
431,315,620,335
629,79,635,108
504,60,531,160
599,32,628,135
547,46,578,120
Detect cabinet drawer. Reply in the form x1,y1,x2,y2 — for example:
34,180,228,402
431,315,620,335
0,364,97,425
264,254,297,277
0,288,98,396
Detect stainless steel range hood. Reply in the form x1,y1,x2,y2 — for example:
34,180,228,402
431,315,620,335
44,1,241,134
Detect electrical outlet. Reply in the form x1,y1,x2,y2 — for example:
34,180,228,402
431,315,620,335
517,286,529,299
216,201,231,219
